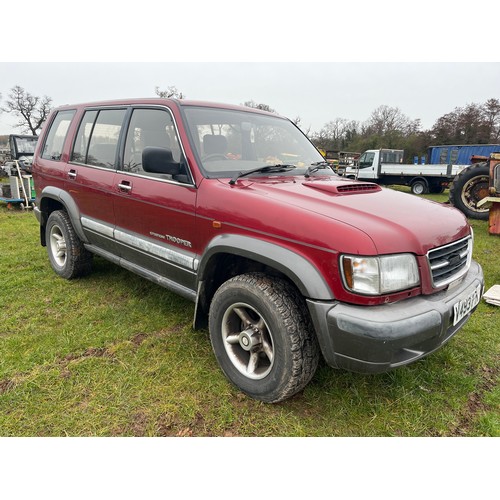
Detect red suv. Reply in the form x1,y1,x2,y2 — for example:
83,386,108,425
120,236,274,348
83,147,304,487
32,98,484,402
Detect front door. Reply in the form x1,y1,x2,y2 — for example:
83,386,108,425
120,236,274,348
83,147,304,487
112,107,198,293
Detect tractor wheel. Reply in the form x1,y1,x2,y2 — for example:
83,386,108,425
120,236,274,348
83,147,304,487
449,163,490,220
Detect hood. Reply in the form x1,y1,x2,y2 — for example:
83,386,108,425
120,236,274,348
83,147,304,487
219,176,470,255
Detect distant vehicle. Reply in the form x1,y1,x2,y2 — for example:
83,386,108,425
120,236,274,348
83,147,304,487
0,146,9,165
0,135,38,208
449,153,500,220
339,148,468,195
323,150,360,171
427,144,500,165
1,134,38,176
474,153,500,234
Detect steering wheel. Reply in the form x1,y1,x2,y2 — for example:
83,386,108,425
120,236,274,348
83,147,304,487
202,153,227,161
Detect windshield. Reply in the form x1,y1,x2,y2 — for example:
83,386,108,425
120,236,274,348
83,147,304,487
183,106,328,178
14,137,38,155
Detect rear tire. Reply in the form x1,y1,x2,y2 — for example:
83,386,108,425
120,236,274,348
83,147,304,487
46,210,92,279
410,179,428,195
449,163,490,220
208,273,320,403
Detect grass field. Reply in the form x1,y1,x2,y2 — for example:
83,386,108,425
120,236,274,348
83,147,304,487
0,191,498,437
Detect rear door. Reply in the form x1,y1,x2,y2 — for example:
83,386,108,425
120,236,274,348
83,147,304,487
67,108,127,254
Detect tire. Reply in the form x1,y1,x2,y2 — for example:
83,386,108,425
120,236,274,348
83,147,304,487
410,179,428,195
46,210,92,279
208,273,320,403
449,163,490,220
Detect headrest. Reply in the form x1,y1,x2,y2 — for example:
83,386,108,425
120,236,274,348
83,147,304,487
203,135,227,155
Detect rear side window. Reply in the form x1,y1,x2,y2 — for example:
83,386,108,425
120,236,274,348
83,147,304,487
71,109,126,169
41,110,76,160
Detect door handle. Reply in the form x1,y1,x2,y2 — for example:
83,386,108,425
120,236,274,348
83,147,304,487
118,181,132,192
68,169,77,179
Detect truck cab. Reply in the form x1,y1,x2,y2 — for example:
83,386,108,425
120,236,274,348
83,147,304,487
340,149,404,179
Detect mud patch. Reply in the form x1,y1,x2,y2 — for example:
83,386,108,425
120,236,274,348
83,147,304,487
0,378,15,395
450,363,499,436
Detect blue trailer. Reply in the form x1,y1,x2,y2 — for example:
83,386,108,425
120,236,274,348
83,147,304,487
427,144,500,165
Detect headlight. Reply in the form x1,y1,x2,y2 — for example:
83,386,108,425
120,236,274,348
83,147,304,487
341,254,420,295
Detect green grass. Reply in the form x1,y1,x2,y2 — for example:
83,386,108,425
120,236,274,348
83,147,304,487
0,197,498,436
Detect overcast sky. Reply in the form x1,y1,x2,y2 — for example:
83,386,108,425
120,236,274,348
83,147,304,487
1,62,499,136
2,1,499,138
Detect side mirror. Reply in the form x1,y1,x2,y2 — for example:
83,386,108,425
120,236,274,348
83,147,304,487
142,147,181,175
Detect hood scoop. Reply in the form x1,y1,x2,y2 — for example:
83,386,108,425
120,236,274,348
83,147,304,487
303,180,382,195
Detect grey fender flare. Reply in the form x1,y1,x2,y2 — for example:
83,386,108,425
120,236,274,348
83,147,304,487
38,187,88,243
197,234,334,300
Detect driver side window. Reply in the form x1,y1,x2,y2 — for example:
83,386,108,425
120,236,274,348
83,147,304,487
359,152,375,168
123,108,181,177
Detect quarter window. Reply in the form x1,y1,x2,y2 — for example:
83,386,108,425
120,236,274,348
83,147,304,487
71,110,98,163
41,110,76,160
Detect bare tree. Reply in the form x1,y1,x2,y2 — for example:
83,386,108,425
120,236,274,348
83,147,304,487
295,118,311,137
1,85,52,136
154,86,185,99
243,100,276,113
366,105,420,136
457,103,488,143
431,110,460,144
431,100,496,144
311,118,360,150
482,98,500,142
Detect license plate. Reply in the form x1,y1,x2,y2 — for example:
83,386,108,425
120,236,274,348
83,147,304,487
453,284,482,326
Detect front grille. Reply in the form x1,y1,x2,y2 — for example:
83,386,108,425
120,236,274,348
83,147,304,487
427,236,472,288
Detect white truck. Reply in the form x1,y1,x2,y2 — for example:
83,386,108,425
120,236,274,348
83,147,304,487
339,149,469,195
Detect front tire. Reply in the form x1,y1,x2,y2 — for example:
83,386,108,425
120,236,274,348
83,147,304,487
46,210,92,279
208,273,320,403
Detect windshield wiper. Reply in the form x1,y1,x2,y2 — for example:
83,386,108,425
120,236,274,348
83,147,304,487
304,161,333,178
229,164,297,185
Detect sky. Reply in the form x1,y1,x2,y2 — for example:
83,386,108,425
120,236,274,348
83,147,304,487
1,0,499,138
1,62,500,136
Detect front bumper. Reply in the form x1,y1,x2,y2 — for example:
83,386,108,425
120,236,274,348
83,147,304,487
307,260,484,373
